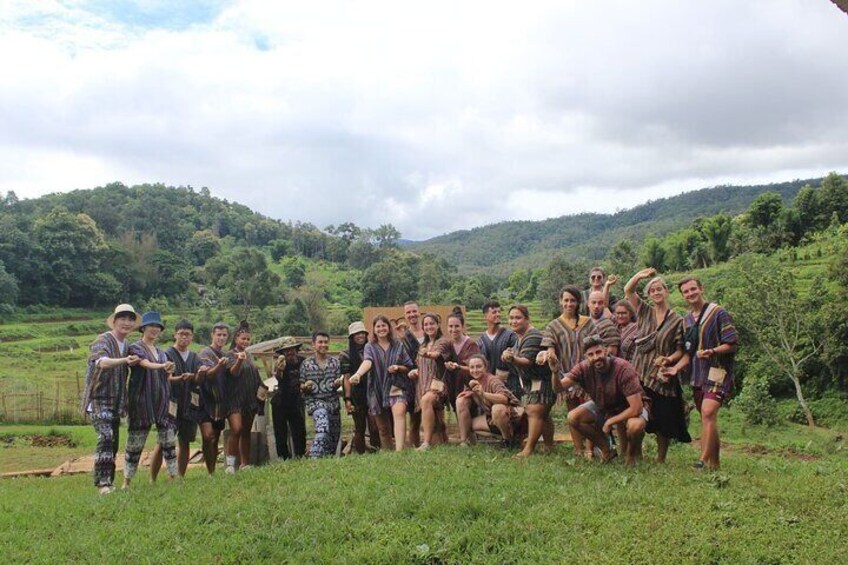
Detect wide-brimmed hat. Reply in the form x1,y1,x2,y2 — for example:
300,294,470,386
348,321,367,336
139,311,165,331
106,304,139,329
274,336,302,354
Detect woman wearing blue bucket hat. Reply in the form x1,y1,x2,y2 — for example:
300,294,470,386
122,311,179,489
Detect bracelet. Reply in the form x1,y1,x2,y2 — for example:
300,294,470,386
344,396,352,401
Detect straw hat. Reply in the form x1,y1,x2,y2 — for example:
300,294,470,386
274,336,302,354
347,321,367,336
106,304,139,329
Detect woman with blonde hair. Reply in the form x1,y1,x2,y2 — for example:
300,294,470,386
625,269,691,462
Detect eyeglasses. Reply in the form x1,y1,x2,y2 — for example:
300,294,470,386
590,275,603,280
614,312,630,317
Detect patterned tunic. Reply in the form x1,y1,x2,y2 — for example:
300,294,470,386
684,304,738,397
299,356,342,416
364,341,415,415
540,315,598,375
618,322,638,362
127,341,174,430
477,328,521,398
471,372,521,416
339,347,369,408
225,349,265,416
445,337,481,409
631,301,686,397
565,356,644,416
414,337,452,411
197,346,230,421
513,328,555,407
82,332,129,415
402,328,424,368
592,316,621,351
165,347,206,422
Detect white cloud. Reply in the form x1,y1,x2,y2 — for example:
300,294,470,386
1,0,847,239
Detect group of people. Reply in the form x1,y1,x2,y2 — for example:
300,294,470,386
82,268,737,495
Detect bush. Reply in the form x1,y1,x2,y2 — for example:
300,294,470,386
779,394,848,427
733,379,781,427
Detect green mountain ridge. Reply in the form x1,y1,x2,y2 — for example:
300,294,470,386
409,177,829,274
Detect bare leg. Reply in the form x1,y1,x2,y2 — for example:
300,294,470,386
656,434,669,463
700,398,722,469
150,444,162,482
420,393,438,446
390,402,408,452
567,407,609,459
490,405,513,441
375,411,393,450
456,396,474,444
517,404,547,457
226,412,243,468
625,417,647,465
199,422,219,474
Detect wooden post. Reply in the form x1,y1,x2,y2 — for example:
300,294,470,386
54,382,60,420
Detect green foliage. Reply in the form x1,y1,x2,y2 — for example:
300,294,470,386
280,256,308,287
268,238,292,262
818,171,848,224
535,254,592,318
280,298,311,336
204,248,282,316
733,377,781,427
360,254,417,307
640,235,666,270
187,229,221,266
747,192,784,228
0,259,19,307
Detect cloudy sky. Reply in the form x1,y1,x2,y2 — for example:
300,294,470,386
2,1,847,240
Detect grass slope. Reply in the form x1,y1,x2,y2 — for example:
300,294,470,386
1,413,846,563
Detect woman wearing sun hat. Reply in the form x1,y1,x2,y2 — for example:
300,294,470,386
83,303,142,495
122,311,179,490
339,321,380,454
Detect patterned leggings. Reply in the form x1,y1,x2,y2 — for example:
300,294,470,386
124,425,177,480
309,408,341,458
91,411,120,487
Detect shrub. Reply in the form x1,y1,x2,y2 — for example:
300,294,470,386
733,379,781,427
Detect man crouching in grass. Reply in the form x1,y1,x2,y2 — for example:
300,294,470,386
553,335,648,464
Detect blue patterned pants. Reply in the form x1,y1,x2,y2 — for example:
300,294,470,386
91,410,120,487
309,408,341,458
124,425,177,480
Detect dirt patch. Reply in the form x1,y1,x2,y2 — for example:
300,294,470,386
1,433,77,448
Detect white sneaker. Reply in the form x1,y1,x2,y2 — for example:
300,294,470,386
98,485,115,495
239,464,252,471
225,465,236,474
416,443,431,452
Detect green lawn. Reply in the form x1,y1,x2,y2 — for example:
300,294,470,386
1,412,845,563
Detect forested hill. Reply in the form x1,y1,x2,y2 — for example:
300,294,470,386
409,178,822,274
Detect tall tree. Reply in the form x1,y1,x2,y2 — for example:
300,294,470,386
726,255,820,427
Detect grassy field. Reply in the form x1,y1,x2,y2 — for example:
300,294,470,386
1,410,846,563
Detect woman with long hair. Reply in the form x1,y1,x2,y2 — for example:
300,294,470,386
224,320,266,471
443,307,480,420
625,269,691,462
537,285,598,455
350,315,414,451
409,313,451,450
502,304,554,457
339,322,380,453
